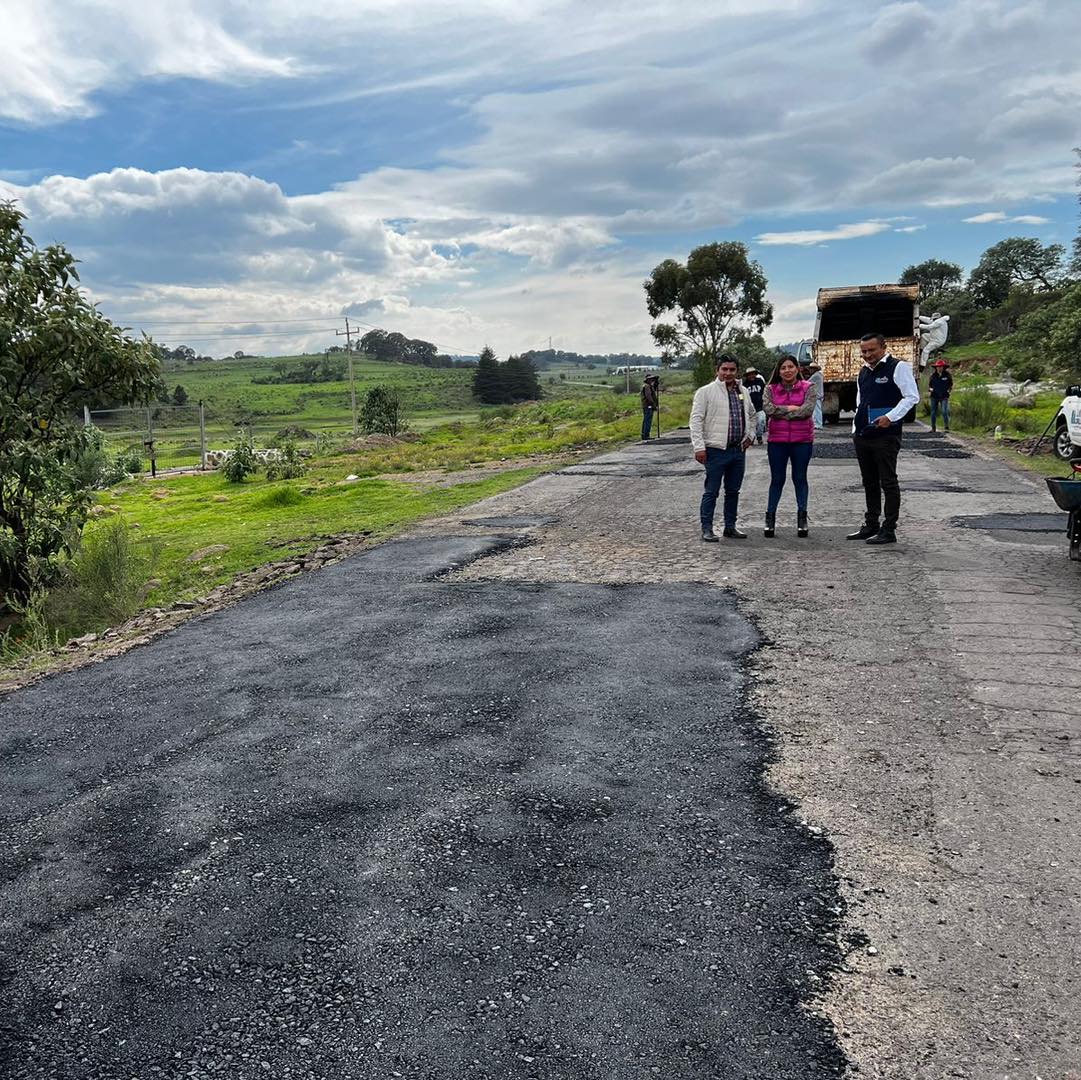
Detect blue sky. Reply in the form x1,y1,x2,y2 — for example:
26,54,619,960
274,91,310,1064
1,0,1079,356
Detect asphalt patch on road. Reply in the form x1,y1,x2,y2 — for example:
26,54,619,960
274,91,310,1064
0,536,845,1080
917,448,974,459
950,512,1067,532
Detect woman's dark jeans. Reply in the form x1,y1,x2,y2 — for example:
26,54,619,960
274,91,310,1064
766,440,813,514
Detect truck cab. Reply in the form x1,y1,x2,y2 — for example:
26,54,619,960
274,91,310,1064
812,283,920,424
1054,385,1081,460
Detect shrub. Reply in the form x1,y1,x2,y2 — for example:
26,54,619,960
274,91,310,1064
256,486,305,508
360,386,409,436
949,388,1010,432
265,441,307,481
40,517,159,638
222,433,258,482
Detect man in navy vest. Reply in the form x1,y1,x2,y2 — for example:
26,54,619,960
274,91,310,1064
847,332,920,545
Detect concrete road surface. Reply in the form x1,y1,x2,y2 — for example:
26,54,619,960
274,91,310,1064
3,425,1079,1079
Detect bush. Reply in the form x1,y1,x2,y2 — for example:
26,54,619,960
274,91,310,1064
39,517,159,638
265,441,307,481
949,388,1010,432
222,433,259,482
256,486,305,508
360,386,409,436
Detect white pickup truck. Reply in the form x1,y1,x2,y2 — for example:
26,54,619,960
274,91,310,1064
1053,384,1081,460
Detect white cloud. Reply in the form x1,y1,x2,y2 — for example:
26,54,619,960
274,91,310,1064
962,211,1052,224
754,222,892,247
894,225,927,233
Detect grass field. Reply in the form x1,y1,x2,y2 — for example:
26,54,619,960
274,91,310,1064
2,371,696,666
94,354,681,469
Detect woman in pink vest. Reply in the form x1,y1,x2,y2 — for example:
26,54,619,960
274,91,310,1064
762,355,819,538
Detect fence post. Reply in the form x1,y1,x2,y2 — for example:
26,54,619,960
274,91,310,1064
83,405,91,427
145,405,156,479
199,400,207,470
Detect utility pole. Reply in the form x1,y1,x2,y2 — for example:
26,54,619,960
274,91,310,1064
336,318,360,436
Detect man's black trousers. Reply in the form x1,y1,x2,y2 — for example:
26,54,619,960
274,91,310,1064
853,429,902,531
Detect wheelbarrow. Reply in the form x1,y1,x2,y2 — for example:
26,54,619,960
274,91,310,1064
1046,470,1081,561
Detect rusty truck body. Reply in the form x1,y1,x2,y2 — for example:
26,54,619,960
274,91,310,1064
811,283,920,424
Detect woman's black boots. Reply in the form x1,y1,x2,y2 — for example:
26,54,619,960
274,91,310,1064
797,510,809,538
764,511,775,538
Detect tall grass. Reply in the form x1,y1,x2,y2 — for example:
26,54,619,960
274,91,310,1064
947,388,1010,432
39,518,160,643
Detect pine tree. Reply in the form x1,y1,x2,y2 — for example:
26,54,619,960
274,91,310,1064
472,345,505,404
505,355,541,401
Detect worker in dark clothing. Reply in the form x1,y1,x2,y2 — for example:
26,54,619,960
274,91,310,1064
743,367,767,444
641,374,660,440
929,359,953,433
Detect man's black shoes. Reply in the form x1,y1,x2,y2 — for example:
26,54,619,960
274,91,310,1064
865,530,897,545
846,524,879,540
722,527,747,539
702,529,720,543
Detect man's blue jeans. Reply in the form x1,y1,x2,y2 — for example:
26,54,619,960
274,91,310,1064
930,397,950,431
700,446,746,530
766,441,814,513
641,407,655,439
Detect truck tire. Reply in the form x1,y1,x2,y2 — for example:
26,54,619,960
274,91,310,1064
1054,423,1074,461
822,390,840,425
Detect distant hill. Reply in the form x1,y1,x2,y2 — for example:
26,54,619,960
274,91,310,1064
521,348,660,370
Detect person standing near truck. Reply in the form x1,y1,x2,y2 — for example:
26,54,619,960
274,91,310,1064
742,367,767,444
929,359,953,432
800,358,825,429
847,332,920,546
640,374,659,440
690,355,756,541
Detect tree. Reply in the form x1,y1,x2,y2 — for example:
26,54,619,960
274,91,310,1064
644,241,772,362
967,237,1066,308
1072,147,1081,276
472,345,505,404
172,384,188,406
1006,283,1081,379
899,259,963,300
360,386,408,436
504,355,542,401
0,202,161,607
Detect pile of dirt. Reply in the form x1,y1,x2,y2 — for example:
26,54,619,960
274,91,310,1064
275,425,316,440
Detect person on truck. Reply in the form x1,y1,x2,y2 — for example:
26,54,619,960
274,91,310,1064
918,312,950,371
928,359,953,432
847,332,920,546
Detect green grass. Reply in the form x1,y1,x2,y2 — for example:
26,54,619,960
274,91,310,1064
95,464,544,612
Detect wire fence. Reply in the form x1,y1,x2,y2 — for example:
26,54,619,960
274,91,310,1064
84,404,304,474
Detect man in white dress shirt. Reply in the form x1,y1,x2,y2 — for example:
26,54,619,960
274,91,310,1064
846,333,921,546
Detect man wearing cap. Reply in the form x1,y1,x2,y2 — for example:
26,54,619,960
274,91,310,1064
640,374,660,440
742,367,767,444
928,360,953,433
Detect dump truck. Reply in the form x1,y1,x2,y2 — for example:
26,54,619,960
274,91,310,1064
812,283,920,424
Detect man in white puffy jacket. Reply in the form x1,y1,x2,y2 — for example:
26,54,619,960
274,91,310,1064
689,355,757,540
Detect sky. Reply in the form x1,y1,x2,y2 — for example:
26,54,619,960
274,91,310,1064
1,0,1079,358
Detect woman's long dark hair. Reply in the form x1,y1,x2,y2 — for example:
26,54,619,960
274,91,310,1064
768,355,801,385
